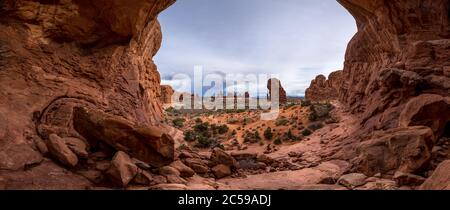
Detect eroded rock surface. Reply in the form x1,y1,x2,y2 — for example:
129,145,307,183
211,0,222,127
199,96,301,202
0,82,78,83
0,0,175,189
305,71,343,102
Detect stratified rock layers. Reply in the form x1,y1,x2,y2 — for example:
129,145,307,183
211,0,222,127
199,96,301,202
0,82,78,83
305,71,343,101
0,0,175,187
307,0,450,177
338,0,449,130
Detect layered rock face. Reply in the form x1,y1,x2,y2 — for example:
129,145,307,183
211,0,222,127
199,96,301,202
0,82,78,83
160,85,174,104
0,0,176,188
267,78,287,105
307,0,450,178
338,0,450,131
305,71,343,101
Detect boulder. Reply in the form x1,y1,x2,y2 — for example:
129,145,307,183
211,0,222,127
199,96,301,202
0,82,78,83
106,151,138,187
184,158,209,174
356,179,398,190
212,164,232,179
133,169,153,185
210,148,237,168
73,107,175,167
63,137,89,159
256,154,275,165
166,174,187,184
420,160,450,190
355,126,434,176
159,166,180,176
399,94,450,137
47,134,78,167
393,171,426,186
337,173,368,189
170,160,195,177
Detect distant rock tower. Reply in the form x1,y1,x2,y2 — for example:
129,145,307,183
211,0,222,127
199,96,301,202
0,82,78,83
267,78,287,105
160,85,175,104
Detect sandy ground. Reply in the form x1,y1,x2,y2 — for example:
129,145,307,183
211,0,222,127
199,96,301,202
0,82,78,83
166,101,361,190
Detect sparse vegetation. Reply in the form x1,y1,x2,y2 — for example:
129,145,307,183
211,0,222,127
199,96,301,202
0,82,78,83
275,118,289,126
274,137,282,145
264,127,273,140
172,117,186,128
227,118,239,124
287,129,297,140
302,129,312,136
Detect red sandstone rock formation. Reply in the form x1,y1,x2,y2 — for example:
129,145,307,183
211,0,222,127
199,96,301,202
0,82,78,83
0,0,175,189
160,85,175,104
267,78,287,105
307,0,450,179
305,70,343,101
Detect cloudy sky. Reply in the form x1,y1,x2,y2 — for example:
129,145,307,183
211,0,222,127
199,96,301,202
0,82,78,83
154,0,357,97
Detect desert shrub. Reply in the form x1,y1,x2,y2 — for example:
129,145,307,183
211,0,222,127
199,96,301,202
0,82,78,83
309,111,318,121
184,130,196,142
275,118,289,126
254,131,262,140
264,127,273,140
231,130,237,136
217,124,229,134
308,122,324,131
259,141,265,146
274,138,282,145
172,118,186,128
178,144,188,150
242,117,252,124
302,100,312,107
302,129,312,136
227,118,239,124
194,122,209,132
195,118,203,123
196,135,213,148
287,129,295,140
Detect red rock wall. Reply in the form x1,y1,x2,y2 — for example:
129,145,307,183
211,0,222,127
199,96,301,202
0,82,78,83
339,0,450,130
305,70,343,101
160,85,175,104
0,0,175,172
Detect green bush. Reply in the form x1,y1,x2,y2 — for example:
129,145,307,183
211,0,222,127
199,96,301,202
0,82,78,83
227,118,239,124
287,129,295,140
194,122,209,132
217,124,229,134
275,118,289,126
264,127,273,140
172,118,186,128
196,136,213,148
254,131,262,140
302,100,312,107
274,138,282,145
302,129,312,136
184,130,196,142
